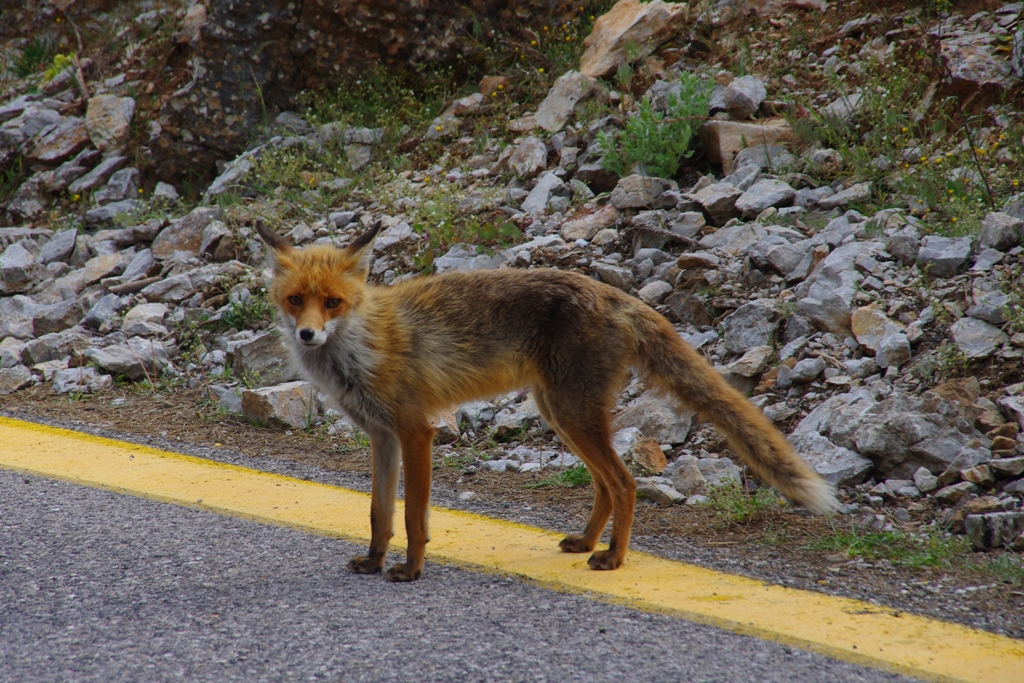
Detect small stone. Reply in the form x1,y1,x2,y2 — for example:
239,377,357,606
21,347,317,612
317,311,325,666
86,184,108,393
94,167,140,205
700,118,793,174
965,290,1012,326
916,235,973,278
817,182,871,211
210,384,243,413
231,332,297,387
241,381,321,430
32,299,86,336
535,70,595,133
637,280,673,304
720,300,780,354
509,137,548,179
727,345,773,378
85,337,171,381
433,410,460,445
990,458,1024,478
593,262,636,291
611,390,692,444
84,199,141,228
734,179,796,218
153,182,179,201
0,365,33,395
933,481,978,505
68,156,127,195
636,477,685,505
38,229,78,265
697,457,743,488
27,116,89,164
51,366,111,395
587,229,616,248
951,317,1008,360
664,455,708,496
20,328,93,365
630,438,668,473
789,432,873,486
820,92,864,123
82,251,131,285
723,75,767,120
913,466,939,492
790,357,826,383
978,211,1023,252
851,305,903,353
610,174,676,210
687,182,742,226
521,172,566,216
611,427,644,459
121,303,169,337
0,338,26,368
0,243,43,294
559,206,619,241
151,206,223,259
875,333,911,369
86,94,135,152
962,464,993,484
965,512,1024,550
201,220,235,261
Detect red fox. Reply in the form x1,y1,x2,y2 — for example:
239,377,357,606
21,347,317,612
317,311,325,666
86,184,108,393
256,221,838,582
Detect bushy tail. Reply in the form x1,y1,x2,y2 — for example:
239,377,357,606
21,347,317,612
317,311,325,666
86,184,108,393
632,310,839,515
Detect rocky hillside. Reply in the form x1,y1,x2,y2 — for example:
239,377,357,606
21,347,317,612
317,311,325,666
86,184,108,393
2,0,1024,560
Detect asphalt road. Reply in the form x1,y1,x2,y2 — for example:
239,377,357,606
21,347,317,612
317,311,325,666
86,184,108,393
0,469,920,683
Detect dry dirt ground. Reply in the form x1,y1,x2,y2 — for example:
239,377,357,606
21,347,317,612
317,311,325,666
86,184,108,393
3,385,1023,640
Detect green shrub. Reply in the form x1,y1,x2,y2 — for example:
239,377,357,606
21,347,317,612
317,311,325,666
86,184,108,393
14,37,53,78
598,71,710,179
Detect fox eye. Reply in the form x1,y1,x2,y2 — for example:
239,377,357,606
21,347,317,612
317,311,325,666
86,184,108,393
325,298,342,309
287,295,303,306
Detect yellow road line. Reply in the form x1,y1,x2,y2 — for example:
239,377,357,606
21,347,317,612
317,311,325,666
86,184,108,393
0,416,1021,682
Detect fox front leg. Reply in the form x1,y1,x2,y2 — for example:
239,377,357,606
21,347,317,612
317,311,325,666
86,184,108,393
347,430,400,575
385,422,435,582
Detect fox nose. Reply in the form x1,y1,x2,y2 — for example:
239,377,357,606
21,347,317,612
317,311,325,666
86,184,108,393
299,328,315,342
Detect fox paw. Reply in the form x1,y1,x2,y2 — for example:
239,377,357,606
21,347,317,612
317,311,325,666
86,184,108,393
385,563,423,582
587,550,623,571
347,555,384,574
559,535,595,553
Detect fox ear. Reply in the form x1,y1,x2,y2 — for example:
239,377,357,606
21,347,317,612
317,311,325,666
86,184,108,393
255,220,291,255
344,221,383,274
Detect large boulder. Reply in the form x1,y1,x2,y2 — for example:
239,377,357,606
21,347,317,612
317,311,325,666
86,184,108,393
149,0,567,181
579,0,685,78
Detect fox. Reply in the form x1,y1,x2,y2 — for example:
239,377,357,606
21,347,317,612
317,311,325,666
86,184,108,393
256,220,838,582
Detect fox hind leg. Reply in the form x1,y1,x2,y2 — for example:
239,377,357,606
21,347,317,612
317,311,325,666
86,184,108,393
535,387,635,569
348,429,400,575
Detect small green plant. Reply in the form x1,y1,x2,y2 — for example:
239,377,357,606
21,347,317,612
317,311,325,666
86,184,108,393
598,71,711,179
436,451,475,470
702,482,782,524
808,523,970,569
222,290,274,331
407,183,520,271
239,370,264,390
970,552,1024,586
331,429,371,454
14,37,53,78
299,63,449,144
43,53,75,83
525,463,592,489
935,340,970,379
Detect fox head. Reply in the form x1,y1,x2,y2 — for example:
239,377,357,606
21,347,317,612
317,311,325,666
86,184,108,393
256,220,381,348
